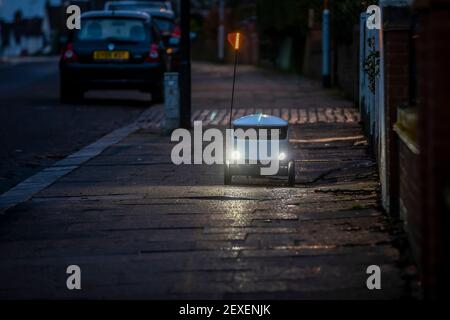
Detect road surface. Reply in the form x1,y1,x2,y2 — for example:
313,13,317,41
0,57,151,194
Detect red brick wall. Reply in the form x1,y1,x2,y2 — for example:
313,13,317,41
336,41,359,102
383,7,411,215
398,141,422,264
302,27,322,80
302,27,359,102
414,0,450,298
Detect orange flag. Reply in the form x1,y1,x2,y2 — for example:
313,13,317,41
227,32,242,50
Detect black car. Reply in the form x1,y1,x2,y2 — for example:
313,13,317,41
59,10,168,103
103,2,181,71
104,1,173,12
140,9,181,71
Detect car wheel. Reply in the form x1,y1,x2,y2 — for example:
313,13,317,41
288,160,295,187
60,80,83,104
224,163,232,185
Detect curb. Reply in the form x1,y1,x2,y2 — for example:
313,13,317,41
0,105,163,213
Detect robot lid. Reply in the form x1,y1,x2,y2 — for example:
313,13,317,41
232,113,288,128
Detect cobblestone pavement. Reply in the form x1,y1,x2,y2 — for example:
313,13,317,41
136,106,361,129
0,63,415,299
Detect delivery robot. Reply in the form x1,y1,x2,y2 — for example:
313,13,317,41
224,113,295,187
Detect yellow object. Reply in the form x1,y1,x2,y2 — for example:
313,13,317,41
227,32,242,50
93,51,129,60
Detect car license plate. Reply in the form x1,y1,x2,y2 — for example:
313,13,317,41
93,51,129,60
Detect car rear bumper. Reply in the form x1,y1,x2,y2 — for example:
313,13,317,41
60,62,164,90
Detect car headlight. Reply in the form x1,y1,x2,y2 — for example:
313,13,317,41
231,151,240,160
278,152,286,161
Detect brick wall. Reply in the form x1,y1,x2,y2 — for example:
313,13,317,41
383,6,412,215
302,27,322,80
334,25,360,103
302,27,359,101
414,0,450,298
336,42,358,102
398,140,421,264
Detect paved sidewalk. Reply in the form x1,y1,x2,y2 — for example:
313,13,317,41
0,63,415,299
137,105,360,129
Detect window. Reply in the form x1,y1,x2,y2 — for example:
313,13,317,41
108,3,167,11
107,1,172,11
153,17,174,34
76,18,150,42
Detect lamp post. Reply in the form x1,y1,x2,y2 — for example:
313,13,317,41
0,0,3,58
218,0,225,61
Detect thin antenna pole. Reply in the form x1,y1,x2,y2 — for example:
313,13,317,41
229,48,238,128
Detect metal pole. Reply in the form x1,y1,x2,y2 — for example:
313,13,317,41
322,0,331,87
179,0,191,129
0,0,3,58
229,48,238,128
218,0,225,61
